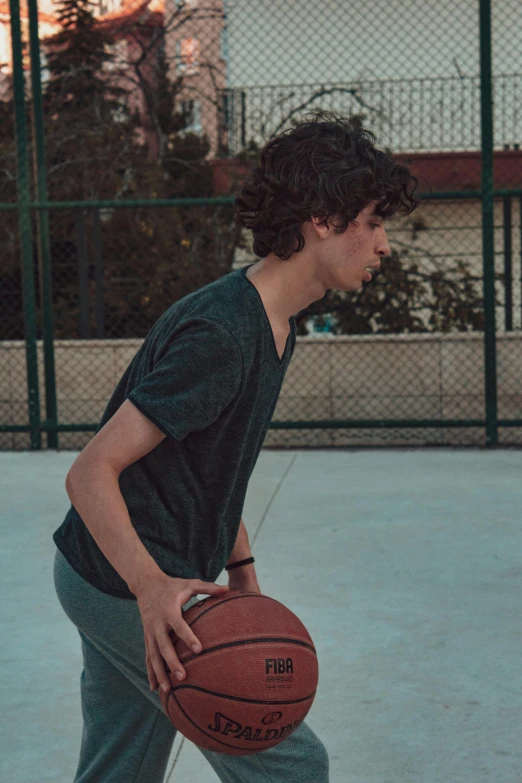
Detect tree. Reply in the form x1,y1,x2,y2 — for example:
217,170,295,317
43,0,139,202
31,0,239,339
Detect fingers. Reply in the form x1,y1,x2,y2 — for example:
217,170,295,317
145,583,230,693
198,581,230,594
148,620,204,693
145,652,157,692
148,634,180,693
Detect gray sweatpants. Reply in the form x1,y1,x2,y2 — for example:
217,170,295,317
53,548,329,783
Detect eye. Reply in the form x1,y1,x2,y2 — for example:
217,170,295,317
370,223,381,230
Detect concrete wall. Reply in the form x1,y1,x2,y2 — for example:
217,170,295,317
2,330,522,451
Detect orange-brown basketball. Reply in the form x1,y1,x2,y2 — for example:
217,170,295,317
159,589,319,756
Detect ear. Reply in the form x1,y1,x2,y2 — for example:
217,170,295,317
309,214,331,239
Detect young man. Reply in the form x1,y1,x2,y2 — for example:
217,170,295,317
52,111,419,782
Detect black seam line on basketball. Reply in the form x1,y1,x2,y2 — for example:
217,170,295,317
166,690,307,753
180,637,317,663
168,684,316,705
186,593,288,630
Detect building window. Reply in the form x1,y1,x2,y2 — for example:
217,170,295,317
97,0,122,14
181,100,202,134
40,48,50,86
176,38,200,75
102,40,128,72
0,23,10,73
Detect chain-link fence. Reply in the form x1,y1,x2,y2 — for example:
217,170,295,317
1,0,521,450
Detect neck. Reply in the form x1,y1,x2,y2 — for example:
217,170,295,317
245,254,327,328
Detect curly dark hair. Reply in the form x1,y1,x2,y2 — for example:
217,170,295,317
234,111,423,260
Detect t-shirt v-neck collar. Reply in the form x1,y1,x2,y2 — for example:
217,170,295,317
241,263,292,365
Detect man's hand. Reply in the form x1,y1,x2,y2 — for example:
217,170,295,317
136,573,230,693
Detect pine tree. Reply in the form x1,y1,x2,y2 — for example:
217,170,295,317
44,0,125,122
42,0,138,203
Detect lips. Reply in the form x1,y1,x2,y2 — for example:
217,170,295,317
363,262,380,282
363,262,381,279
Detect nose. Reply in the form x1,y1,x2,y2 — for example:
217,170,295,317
374,225,390,254
378,238,391,257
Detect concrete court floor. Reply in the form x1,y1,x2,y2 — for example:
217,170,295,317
1,447,521,783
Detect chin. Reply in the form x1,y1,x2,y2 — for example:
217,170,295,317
332,269,362,292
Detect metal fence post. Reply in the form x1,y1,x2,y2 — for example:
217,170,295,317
27,0,58,448
503,195,513,331
479,0,498,447
518,196,522,328
8,0,41,449
76,208,90,339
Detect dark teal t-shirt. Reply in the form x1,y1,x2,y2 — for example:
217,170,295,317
53,264,296,599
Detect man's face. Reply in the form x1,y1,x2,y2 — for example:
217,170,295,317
311,201,392,292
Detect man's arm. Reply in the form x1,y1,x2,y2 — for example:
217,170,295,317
66,398,257,594
64,399,171,596
226,518,253,566
226,518,260,590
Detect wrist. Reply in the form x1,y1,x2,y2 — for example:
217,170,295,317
127,547,166,595
228,564,259,590
226,518,252,568
227,560,258,582
228,564,255,575
130,564,166,597
225,556,255,572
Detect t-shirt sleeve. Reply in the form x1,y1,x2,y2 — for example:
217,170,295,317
127,318,243,442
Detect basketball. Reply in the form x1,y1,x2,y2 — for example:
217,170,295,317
159,589,319,756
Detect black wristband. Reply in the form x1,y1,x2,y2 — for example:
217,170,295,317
225,556,255,571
